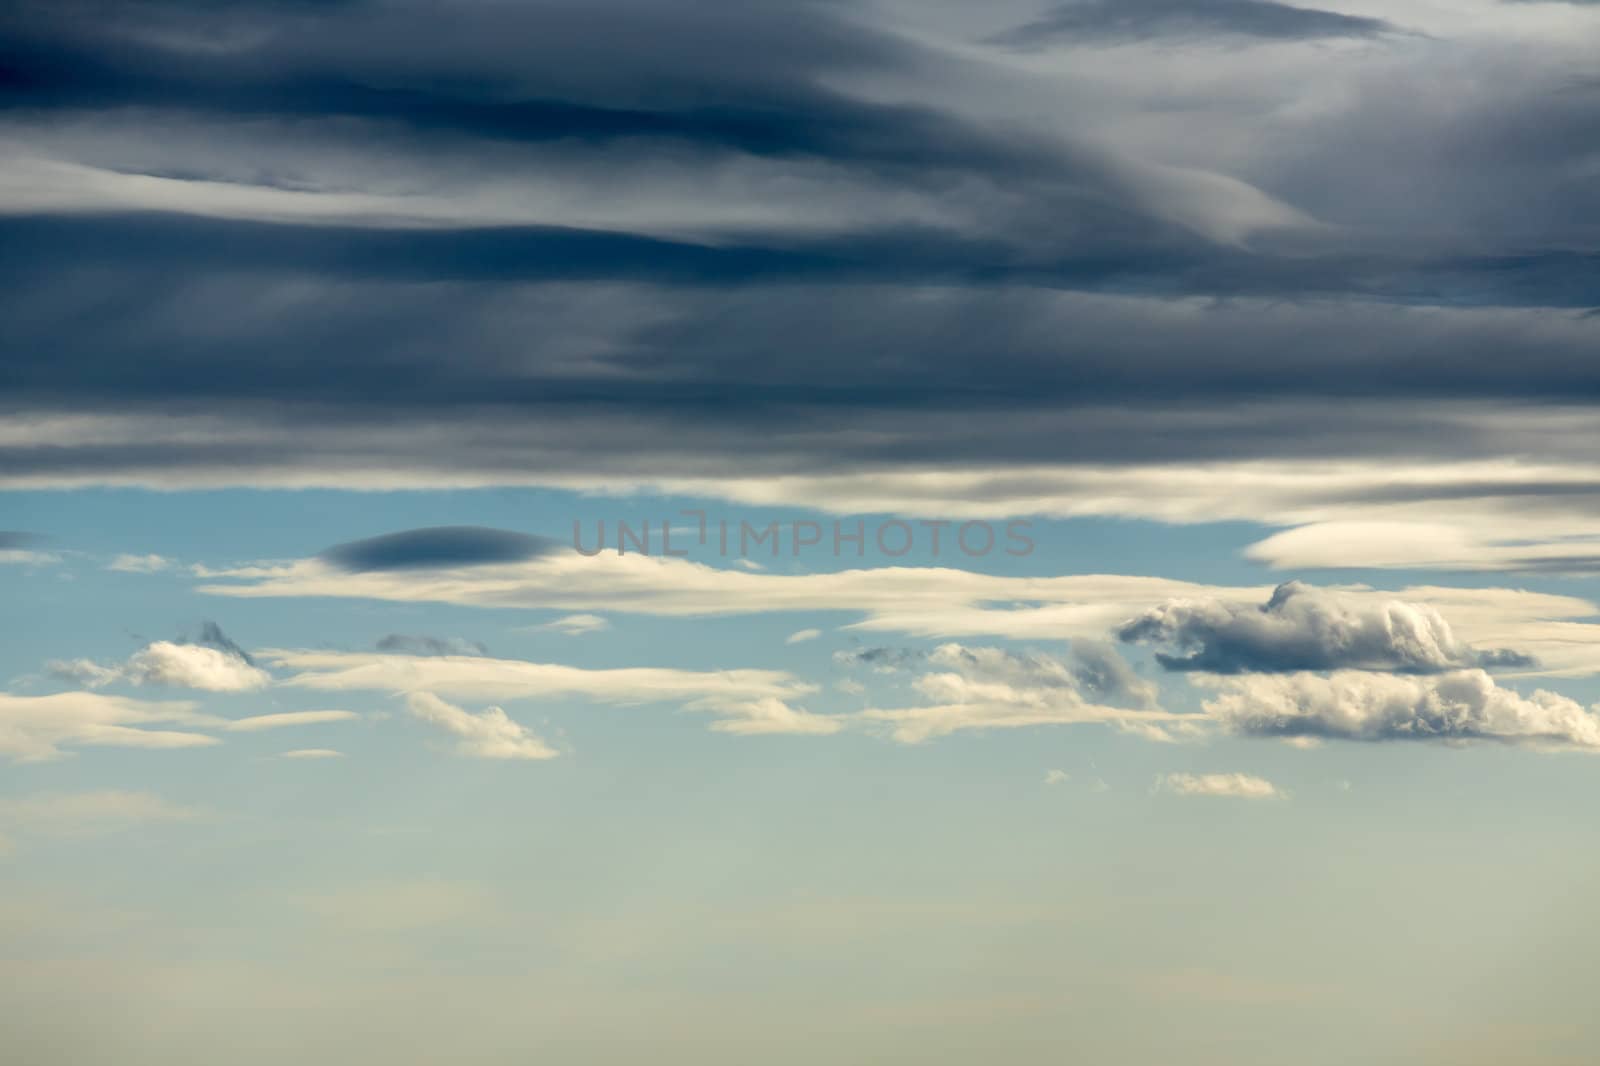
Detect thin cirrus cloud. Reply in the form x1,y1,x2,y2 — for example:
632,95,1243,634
0,692,219,763
224,711,360,733
536,614,610,637
1156,773,1283,800
265,649,840,737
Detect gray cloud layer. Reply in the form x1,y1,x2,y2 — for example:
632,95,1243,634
0,0,1598,513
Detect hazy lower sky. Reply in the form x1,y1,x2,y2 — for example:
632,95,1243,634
4,1,1600,1063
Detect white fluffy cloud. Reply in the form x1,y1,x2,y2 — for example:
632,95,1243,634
404,692,557,760
1157,773,1282,800
50,641,270,692
1201,670,1600,750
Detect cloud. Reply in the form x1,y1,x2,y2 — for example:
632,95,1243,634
0,0,1596,544
203,551,1600,677
107,553,173,573
1118,582,1535,674
991,0,1396,47
279,748,344,759
376,634,488,656
50,638,270,692
536,614,609,636
0,790,201,834
404,691,557,760
267,648,839,736
1157,772,1282,799
859,641,1186,743
1044,769,1070,785
786,628,822,645
708,696,843,737
224,710,359,732
0,531,57,566
124,641,269,690
193,620,256,665
1201,670,1600,750
321,527,558,572
0,692,219,762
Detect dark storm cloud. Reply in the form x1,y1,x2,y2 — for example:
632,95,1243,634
0,0,1049,174
320,528,559,572
991,0,1396,46
0,0,1597,494
1118,582,1537,674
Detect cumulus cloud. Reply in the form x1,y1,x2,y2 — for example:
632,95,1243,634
404,692,557,760
1157,772,1282,800
50,641,270,692
1118,582,1535,675
1201,670,1600,750
46,621,269,692
0,692,220,762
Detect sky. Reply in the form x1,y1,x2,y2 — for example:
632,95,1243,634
3,1,1600,1063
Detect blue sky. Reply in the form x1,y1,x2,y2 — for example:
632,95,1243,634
5,1,1600,1063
